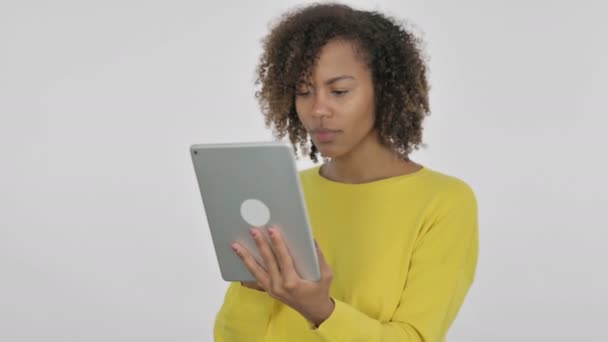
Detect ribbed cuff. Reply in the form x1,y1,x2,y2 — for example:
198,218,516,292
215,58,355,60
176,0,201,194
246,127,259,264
309,297,378,341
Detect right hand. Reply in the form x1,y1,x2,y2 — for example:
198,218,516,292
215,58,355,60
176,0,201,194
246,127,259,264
240,281,265,292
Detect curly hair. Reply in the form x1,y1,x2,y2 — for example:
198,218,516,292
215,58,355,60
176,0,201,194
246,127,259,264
255,3,430,163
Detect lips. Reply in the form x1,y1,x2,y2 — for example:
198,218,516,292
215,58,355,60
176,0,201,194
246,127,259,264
312,128,340,143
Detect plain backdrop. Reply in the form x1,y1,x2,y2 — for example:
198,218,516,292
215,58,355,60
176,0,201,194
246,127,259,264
1,0,607,341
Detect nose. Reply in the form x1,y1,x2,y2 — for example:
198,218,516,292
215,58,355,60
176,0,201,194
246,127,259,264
311,93,331,118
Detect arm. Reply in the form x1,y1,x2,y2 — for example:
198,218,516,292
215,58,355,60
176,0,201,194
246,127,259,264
311,183,479,341
213,281,274,342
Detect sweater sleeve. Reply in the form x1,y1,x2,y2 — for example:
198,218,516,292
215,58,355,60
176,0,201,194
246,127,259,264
311,183,479,342
213,282,275,342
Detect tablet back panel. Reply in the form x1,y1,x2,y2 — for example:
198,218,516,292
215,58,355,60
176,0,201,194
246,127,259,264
190,142,321,282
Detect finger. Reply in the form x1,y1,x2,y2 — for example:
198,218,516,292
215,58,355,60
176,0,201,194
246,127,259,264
240,281,265,292
314,239,334,280
250,227,282,285
268,226,299,284
232,242,270,287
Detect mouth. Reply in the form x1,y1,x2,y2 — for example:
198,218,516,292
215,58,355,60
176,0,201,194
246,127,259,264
311,128,341,143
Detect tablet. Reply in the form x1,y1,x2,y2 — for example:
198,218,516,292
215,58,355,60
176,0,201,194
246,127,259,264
190,141,321,282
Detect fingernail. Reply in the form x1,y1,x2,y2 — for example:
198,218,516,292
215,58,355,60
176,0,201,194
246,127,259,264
231,243,238,252
268,227,275,237
249,228,257,237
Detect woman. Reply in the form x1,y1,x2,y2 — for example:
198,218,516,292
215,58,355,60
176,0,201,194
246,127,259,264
214,3,478,341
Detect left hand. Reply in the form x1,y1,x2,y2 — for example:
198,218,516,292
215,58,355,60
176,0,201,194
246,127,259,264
231,225,335,327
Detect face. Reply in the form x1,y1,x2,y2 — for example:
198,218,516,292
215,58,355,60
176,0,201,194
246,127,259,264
295,39,376,159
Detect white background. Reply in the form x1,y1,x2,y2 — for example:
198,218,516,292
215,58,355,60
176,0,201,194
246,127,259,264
1,0,607,341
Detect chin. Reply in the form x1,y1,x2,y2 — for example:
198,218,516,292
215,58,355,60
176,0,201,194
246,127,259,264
316,144,345,159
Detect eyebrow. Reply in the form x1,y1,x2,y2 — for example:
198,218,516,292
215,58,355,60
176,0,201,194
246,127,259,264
324,75,355,85
299,75,355,87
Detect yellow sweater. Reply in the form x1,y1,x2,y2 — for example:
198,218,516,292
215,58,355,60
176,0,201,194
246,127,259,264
214,165,478,341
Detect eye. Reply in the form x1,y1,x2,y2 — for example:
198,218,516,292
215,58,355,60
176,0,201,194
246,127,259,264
295,91,311,97
332,90,349,97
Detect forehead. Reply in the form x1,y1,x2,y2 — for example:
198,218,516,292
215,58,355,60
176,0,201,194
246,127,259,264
307,39,370,80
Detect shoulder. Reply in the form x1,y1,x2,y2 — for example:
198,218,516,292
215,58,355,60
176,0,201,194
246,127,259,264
415,168,478,218
415,169,479,245
298,165,321,176
423,168,476,198
298,165,322,184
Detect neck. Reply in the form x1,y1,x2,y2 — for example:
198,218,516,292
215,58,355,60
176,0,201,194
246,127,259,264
320,130,420,184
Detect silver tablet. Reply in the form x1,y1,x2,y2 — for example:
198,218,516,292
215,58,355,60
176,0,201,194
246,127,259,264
190,141,321,282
